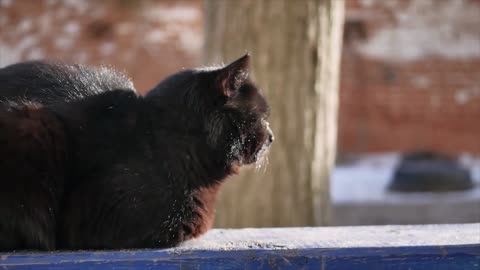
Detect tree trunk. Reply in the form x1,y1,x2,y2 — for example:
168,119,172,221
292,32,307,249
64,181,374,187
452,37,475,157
204,0,344,227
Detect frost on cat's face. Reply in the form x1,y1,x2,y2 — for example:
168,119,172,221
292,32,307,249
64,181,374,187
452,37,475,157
209,54,274,169
255,119,273,168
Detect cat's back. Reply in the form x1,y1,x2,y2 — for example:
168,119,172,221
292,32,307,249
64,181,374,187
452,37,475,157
0,61,135,105
0,103,67,251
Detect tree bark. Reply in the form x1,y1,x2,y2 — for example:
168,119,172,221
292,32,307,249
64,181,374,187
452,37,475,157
204,0,344,227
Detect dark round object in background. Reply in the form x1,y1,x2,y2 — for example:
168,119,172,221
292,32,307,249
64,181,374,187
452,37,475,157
389,151,474,192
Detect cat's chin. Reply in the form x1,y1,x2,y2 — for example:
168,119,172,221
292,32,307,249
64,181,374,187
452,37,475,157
234,144,271,173
251,139,271,167
229,160,243,175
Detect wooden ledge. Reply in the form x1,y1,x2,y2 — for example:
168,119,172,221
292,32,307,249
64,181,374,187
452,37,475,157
1,224,479,269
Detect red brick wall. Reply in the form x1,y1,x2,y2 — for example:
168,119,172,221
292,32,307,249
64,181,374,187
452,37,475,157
0,0,203,94
338,0,480,155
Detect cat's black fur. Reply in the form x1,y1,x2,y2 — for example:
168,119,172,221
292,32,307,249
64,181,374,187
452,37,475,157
0,55,273,250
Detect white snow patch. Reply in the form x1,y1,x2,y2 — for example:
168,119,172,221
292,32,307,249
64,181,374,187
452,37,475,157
17,19,33,33
64,21,80,35
63,0,89,14
359,0,374,7
25,47,45,60
55,36,74,50
459,153,480,184
454,89,470,105
0,0,12,8
145,29,169,44
0,25,40,66
410,75,431,89
357,0,480,62
99,42,116,56
332,153,400,203
180,224,479,250
141,4,202,54
0,45,22,67
177,28,203,54
16,36,38,52
145,5,200,23
331,152,480,204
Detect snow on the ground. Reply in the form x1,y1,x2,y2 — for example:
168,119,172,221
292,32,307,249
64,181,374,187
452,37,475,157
331,152,480,204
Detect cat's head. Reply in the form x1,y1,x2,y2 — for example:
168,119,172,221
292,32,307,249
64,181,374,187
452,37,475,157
146,54,273,172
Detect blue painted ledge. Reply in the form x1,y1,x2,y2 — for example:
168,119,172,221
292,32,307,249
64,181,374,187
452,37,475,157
1,224,479,269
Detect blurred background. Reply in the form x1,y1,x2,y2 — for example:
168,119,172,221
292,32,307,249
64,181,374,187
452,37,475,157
1,0,479,227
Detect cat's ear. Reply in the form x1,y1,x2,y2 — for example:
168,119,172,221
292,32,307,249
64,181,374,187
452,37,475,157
216,54,250,97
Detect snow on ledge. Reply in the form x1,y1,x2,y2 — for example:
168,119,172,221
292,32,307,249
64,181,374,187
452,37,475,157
0,225,478,270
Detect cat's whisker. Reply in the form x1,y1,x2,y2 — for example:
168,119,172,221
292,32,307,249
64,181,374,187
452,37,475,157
253,143,270,174
262,155,269,174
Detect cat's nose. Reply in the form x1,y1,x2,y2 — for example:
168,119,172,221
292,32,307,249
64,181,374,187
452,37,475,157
267,127,274,144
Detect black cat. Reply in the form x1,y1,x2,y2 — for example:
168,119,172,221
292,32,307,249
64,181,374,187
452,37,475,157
0,54,273,250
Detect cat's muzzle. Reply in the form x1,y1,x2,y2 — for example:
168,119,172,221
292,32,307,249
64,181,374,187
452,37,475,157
253,121,273,165
266,125,274,146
